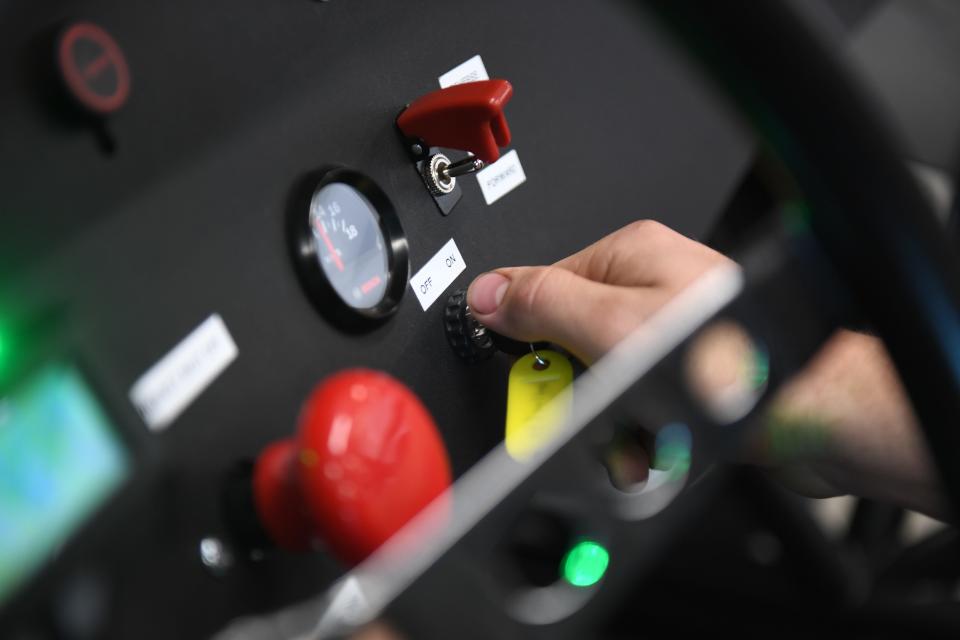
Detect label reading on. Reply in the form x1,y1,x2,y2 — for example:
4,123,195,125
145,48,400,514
477,149,526,205
130,314,238,431
438,55,489,88
410,239,467,311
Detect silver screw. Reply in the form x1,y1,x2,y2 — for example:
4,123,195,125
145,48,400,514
199,536,233,574
423,153,456,195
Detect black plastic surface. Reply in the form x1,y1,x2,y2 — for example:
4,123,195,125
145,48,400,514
0,1,751,636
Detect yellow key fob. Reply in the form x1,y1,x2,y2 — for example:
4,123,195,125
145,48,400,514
505,350,573,460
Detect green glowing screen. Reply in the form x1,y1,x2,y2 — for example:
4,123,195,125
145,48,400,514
0,331,8,377
0,364,129,604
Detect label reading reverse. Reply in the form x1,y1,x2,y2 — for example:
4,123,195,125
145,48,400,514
129,314,238,431
477,149,526,205
410,239,467,311
438,54,489,88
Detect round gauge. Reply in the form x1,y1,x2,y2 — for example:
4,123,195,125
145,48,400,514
289,168,409,330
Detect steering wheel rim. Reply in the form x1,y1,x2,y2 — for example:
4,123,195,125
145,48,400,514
645,0,960,518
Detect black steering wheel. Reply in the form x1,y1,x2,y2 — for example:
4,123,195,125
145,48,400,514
647,1,960,515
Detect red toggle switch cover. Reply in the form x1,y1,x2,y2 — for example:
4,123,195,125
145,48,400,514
253,370,452,564
397,79,513,163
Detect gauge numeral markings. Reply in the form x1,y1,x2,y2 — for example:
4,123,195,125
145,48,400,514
313,218,345,272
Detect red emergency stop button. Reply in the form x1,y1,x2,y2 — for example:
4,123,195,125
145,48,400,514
56,21,130,116
397,79,513,163
253,370,452,565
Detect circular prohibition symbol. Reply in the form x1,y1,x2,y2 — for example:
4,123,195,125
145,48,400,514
56,21,131,116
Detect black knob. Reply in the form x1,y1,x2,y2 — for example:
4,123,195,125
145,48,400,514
444,288,495,364
443,288,537,364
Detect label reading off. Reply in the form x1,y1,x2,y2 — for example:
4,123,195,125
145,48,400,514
410,239,466,311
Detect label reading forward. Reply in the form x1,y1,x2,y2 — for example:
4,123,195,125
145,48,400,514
477,149,526,205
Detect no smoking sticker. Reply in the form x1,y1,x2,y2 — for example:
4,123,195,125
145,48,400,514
57,21,131,115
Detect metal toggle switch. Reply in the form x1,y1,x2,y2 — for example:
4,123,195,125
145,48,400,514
398,79,514,214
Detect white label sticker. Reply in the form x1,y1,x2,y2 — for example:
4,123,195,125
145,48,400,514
410,239,467,311
438,54,489,88
477,149,526,205
130,314,238,432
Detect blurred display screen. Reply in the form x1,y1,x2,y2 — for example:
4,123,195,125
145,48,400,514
0,364,129,605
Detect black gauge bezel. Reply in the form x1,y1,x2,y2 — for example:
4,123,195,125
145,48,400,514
287,167,409,332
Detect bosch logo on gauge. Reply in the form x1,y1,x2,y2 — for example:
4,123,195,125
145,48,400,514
288,168,409,331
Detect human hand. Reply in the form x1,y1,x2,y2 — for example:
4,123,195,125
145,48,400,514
762,330,944,518
466,220,732,364
467,220,729,488
467,220,945,518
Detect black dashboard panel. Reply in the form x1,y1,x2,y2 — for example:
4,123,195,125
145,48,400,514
0,1,751,637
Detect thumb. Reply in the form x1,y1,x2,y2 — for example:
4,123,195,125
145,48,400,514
466,267,646,363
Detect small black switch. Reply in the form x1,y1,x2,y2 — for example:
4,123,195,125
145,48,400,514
443,288,542,364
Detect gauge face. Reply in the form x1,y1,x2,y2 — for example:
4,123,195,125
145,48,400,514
290,168,409,330
309,183,389,309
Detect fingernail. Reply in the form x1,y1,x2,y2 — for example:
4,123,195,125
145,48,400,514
468,272,509,315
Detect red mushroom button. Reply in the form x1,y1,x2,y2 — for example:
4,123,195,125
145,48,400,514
253,370,452,565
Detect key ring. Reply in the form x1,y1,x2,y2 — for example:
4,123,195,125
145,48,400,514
530,343,549,370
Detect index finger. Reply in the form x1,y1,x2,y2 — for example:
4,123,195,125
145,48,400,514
554,219,727,288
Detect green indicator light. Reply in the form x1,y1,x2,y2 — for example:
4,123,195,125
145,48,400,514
654,422,692,481
749,347,770,390
561,540,609,587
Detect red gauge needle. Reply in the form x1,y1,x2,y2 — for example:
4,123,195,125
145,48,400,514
360,275,382,294
317,224,345,272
